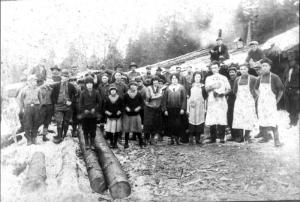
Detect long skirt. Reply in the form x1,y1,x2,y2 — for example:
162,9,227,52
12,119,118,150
122,114,142,133
165,108,186,138
106,117,122,133
143,106,162,134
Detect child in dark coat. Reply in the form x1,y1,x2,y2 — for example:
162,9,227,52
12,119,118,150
79,76,102,149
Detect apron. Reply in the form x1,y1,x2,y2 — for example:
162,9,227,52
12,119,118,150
257,75,278,127
232,77,257,130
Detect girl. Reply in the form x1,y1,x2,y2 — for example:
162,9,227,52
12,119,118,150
104,85,124,149
79,76,102,149
144,77,164,145
187,72,206,145
123,81,144,148
162,74,187,145
205,61,231,143
232,65,257,143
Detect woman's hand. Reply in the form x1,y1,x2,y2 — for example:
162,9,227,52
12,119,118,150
125,107,131,112
180,109,185,115
164,111,168,116
117,110,121,115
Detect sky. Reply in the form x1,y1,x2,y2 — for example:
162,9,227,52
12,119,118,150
1,0,242,67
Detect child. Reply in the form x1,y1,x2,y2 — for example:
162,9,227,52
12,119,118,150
104,85,124,149
187,72,206,145
79,76,102,149
123,81,144,148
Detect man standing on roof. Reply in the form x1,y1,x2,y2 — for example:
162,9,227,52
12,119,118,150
210,37,230,62
127,62,141,81
245,41,265,77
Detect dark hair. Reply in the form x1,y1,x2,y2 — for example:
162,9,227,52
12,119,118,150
170,73,180,81
150,76,160,85
191,71,202,84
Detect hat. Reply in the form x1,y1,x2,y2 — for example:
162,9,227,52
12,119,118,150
228,67,237,73
128,81,138,87
135,76,142,82
156,67,163,72
249,41,259,46
260,58,273,66
50,65,61,71
108,85,117,92
85,76,94,84
61,69,69,77
101,73,109,78
216,37,222,41
129,62,138,68
146,66,151,70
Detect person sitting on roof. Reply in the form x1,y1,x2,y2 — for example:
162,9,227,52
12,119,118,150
245,41,265,77
210,37,230,62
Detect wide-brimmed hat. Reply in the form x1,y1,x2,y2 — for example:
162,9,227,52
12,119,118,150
249,41,259,46
216,37,222,41
129,62,138,68
50,65,61,71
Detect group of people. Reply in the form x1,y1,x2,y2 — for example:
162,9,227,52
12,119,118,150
16,39,299,150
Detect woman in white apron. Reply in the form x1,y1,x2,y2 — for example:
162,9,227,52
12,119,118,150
232,65,258,143
187,72,206,145
205,61,231,143
255,58,284,147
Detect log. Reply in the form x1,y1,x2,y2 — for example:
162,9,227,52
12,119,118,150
21,152,47,193
94,130,131,199
78,129,107,193
1,134,22,149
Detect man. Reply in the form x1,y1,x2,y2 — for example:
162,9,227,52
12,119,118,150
18,75,40,145
50,65,62,82
175,66,188,92
156,67,167,84
245,41,265,76
254,58,284,147
127,62,141,81
226,66,238,141
210,37,230,62
143,66,153,86
70,66,78,77
38,77,53,141
69,76,80,137
51,69,77,144
185,66,194,96
98,73,110,131
283,50,299,127
112,71,128,99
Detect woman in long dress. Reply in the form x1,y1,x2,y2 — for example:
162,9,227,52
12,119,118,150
162,74,187,145
232,65,258,143
187,72,206,145
205,61,231,143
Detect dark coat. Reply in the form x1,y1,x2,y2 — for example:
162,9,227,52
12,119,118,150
79,89,102,118
104,96,124,119
50,82,77,105
210,44,230,61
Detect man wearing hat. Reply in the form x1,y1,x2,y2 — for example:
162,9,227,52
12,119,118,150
50,65,62,82
18,74,41,145
254,58,284,147
142,66,153,87
50,69,77,144
127,62,141,81
210,37,230,62
155,67,167,84
245,41,265,76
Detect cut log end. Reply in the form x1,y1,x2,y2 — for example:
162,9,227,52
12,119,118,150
110,181,131,199
90,177,107,194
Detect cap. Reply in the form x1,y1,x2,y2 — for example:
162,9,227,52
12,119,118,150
129,62,138,68
135,76,142,82
249,41,259,46
50,65,61,71
260,58,273,66
156,67,163,72
228,67,237,73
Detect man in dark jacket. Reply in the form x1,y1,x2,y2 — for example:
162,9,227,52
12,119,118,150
210,37,230,62
283,50,299,127
51,69,77,144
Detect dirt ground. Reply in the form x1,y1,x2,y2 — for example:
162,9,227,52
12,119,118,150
1,110,299,201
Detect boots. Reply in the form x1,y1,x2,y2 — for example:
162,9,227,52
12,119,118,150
62,123,69,139
113,133,119,149
130,133,137,141
189,133,194,145
124,133,129,149
136,133,145,148
84,132,90,149
207,125,217,143
107,132,114,148
272,127,283,147
42,128,49,142
235,130,244,143
53,127,63,144
195,133,203,145
26,132,33,146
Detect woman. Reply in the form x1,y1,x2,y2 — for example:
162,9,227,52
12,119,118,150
205,61,231,143
232,65,257,143
123,81,144,148
187,72,206,145
144,77,164,145
162,74,187,145
104,85,124,149
79,76,102,149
